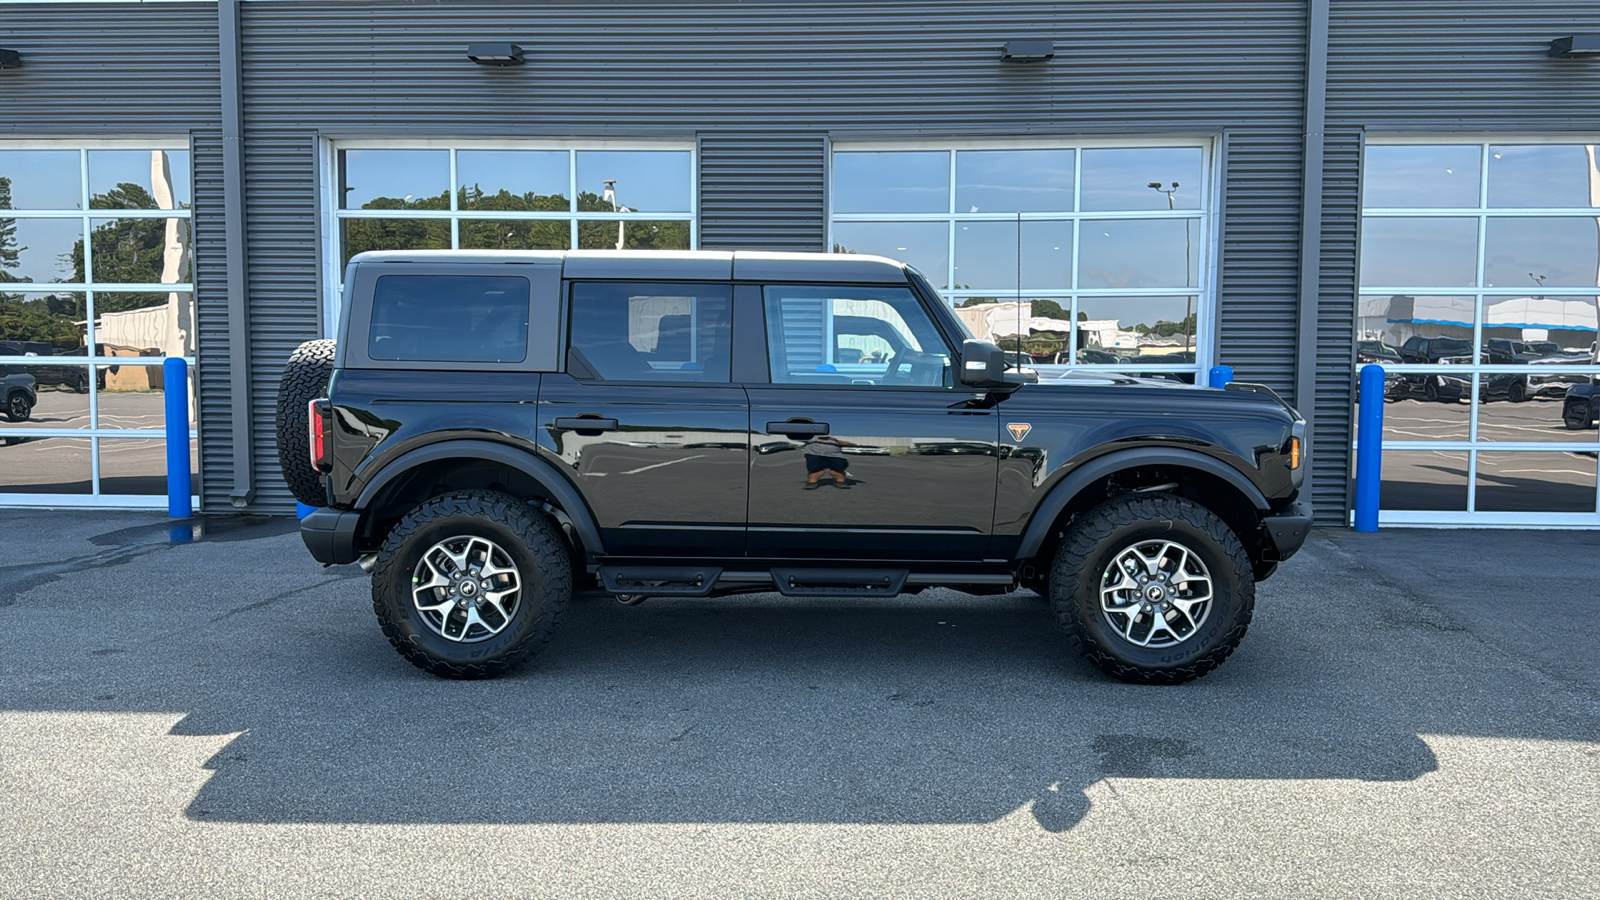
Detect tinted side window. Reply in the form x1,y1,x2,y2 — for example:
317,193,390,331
368,274,530,362
763,284,952,387
567,282,732,383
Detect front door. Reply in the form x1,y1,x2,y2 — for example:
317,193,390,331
538,281,747,557
744,283,998,561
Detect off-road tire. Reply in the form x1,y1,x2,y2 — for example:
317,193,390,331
372,490,571,679
275,339,337,506
4,391,32,422
1050,493,1255,685
1564,397,1596,431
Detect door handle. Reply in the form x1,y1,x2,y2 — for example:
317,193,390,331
553,416,619,435
766,420,829,437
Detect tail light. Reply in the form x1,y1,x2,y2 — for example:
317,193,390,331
309,398,332,472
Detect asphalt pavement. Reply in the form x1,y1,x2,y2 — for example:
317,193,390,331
1,511,1596,898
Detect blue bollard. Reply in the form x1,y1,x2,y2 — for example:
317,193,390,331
1208,364,1234,389
1353,364,1385,532
164,357,192,519
296,502,317,520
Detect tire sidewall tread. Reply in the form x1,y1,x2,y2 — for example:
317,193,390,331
371,490,572,680
274,339,337,507
1050,493,1255,686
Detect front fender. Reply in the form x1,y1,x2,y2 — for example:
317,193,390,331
1012,446,1269,561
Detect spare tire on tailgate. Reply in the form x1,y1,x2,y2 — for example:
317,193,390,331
275,339,337,507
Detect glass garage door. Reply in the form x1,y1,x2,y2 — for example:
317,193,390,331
829,140,1214,384
1358,140,1600,526
0,142,198,507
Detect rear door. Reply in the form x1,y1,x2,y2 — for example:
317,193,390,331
742,282,999,561
537,280,748,557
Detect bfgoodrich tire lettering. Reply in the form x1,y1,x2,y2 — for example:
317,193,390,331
274,338,337,507
1050,493,1255,685
372,490,572,679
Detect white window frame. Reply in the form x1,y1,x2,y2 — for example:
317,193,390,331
0,138,198,509
1356,135,1600,527
320,138,698,332
827,136,1220,377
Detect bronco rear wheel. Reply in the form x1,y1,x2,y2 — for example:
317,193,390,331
1050,493,1255,685
371,490,571,679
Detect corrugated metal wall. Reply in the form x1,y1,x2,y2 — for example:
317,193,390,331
1317,0,1600,523
698,134,827,252
0,3,224,505
235,0,1310,511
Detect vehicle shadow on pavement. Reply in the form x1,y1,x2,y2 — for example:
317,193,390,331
3,523,1596,831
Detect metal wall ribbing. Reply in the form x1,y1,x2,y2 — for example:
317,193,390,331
234,0,1310,511
1309,127,1362,523
698,134,828,252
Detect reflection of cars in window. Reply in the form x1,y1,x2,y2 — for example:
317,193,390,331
0,341,90,394
1356,340,1402,364
2,372,37,422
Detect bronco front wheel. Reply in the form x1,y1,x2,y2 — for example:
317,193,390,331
1050,493,1255,685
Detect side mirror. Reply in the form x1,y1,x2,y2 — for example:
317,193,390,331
958,339,1007,387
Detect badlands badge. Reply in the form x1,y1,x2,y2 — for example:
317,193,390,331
1006,422,1032,442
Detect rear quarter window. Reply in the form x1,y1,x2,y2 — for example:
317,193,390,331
368,274,530,363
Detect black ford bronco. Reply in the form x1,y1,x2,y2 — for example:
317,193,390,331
279,250,1309,683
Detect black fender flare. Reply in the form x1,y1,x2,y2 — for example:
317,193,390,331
1014,446,1269,561
354,439,606,555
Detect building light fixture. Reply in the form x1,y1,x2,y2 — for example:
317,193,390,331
0,49,21,70
1548,35,1600,58
467,43,525,66
1001,40,1055,63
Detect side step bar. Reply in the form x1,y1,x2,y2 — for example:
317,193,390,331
769,567,907,597
597,566,721,597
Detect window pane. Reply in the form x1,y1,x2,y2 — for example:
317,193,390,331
568,282,731,383
0,150,82,210
1359,217,1478,287
459,219,570,251
1078,219,1199,289
6,218,80,283
457,150,569,211
0,436,91,494
953,220,1073,291
96,364,168,430
1359,294,1479,364
1484,217,1600,288
831,222,949,288
832,151,949,214
763,284,950,387
88,150,192,210
341,218,450,265
954,149,1074,213
1381,396,1469,442
1380,448,1468,511
89,218,191,285
1476,388,1595,442
0,363,90,428
1488,144,1600,209
340,149,449,210
576,220,690,251
0,291,86,353
1475,452,1597,512
1363,145,1482,208
1075,296,1198,366
369,275,529,363
575,151,691,215
1079,148,1203,211
1482,298,1599,355
95,292,194,358
99,436,195,496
